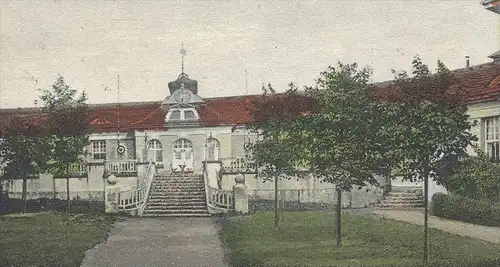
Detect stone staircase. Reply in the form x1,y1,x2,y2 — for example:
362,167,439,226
377,186,424,210
143,174,210,217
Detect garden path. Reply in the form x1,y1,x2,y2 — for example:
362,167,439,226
374,209,500,244
80,217,229,267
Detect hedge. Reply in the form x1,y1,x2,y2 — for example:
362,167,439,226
0,195,105,215
431,193,500,227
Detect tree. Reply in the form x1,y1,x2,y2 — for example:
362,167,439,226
303,62,391,247
380,56,476,266
0,116,52,213
40,75,90,210
249,83,313,228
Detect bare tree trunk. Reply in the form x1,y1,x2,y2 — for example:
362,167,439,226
423,166,430,266
52,176,56,199
22,177,27,214
66,177,70,212
336,187,342,247
0,180,3,213
274,176,279,228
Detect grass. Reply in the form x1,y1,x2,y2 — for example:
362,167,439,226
0,212,116,267
219,211,500,267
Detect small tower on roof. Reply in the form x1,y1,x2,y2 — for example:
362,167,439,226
162,44,204,127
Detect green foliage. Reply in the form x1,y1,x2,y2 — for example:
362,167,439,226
219,211,500,267
0,127,52,181
431,193,500,227
0,197,105,215
249,83,312,181
380,56,476,183
40,75,90,176
440,152,500,202
304,62,389,190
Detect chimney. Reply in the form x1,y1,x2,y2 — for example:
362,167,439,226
465,56,470,68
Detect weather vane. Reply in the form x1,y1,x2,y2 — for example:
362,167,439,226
180,43,187,74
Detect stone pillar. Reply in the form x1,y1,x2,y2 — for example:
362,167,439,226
104,174,120,214
233,173,248,214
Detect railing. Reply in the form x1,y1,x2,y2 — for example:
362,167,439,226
106,160,137,175
203,162,234,212
116,161,156,212
68,162,87,176
221,157,257,173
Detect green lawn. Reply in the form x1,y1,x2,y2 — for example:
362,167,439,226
0,212,115,267
219,211,500,267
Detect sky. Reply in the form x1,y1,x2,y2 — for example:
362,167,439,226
0,0,499,108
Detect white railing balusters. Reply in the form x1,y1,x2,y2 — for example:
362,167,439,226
203,162,234,212
105,160,137,175
115,161,156,213
67,162,87,176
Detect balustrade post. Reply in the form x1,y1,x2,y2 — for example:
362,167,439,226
104,174,120,213
233,173,248,214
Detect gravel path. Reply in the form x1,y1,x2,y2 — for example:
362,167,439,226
81,217,229,267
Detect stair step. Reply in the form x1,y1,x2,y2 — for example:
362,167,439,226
387,195,422,199
146,205,208,210
377,206,424,210
151,183,205,188
387,192,422,197
150,188,206,192
155,177,203,180
149,194,206,198
391,188,422,193
144,209,208,214
152,180,205,184
381,200,423,205
142,213,211,217
148,198,206,202
150,186,205,190
378,203,424,208
149,192,206,198
147,199,206,204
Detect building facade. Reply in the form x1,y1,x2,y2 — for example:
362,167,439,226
0,60,499,215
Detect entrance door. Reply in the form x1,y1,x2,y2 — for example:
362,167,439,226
172,139,194,172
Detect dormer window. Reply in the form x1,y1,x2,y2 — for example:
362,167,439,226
165,107,200,123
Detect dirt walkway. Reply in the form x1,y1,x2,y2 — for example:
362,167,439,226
81,217,229,267
374,209,500,244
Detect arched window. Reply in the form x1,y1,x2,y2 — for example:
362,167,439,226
147,139,163,163
204,138,220,161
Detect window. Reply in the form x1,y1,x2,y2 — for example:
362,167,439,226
184,110,196,119
92,140,107,160
147,139,163,162
204,138,220,161
485,116,499,161
169,110,181,120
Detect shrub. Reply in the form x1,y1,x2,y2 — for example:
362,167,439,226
440,153,500,202
431,193,500,227
0,197,104,215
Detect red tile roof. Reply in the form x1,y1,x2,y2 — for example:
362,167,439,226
371,62,500,104
1,63,499,134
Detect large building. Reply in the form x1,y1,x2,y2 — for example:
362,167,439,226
1,28,500,215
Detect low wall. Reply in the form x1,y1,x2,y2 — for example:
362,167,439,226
2,172,139,201
220,173,386,208
391,176,448,201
